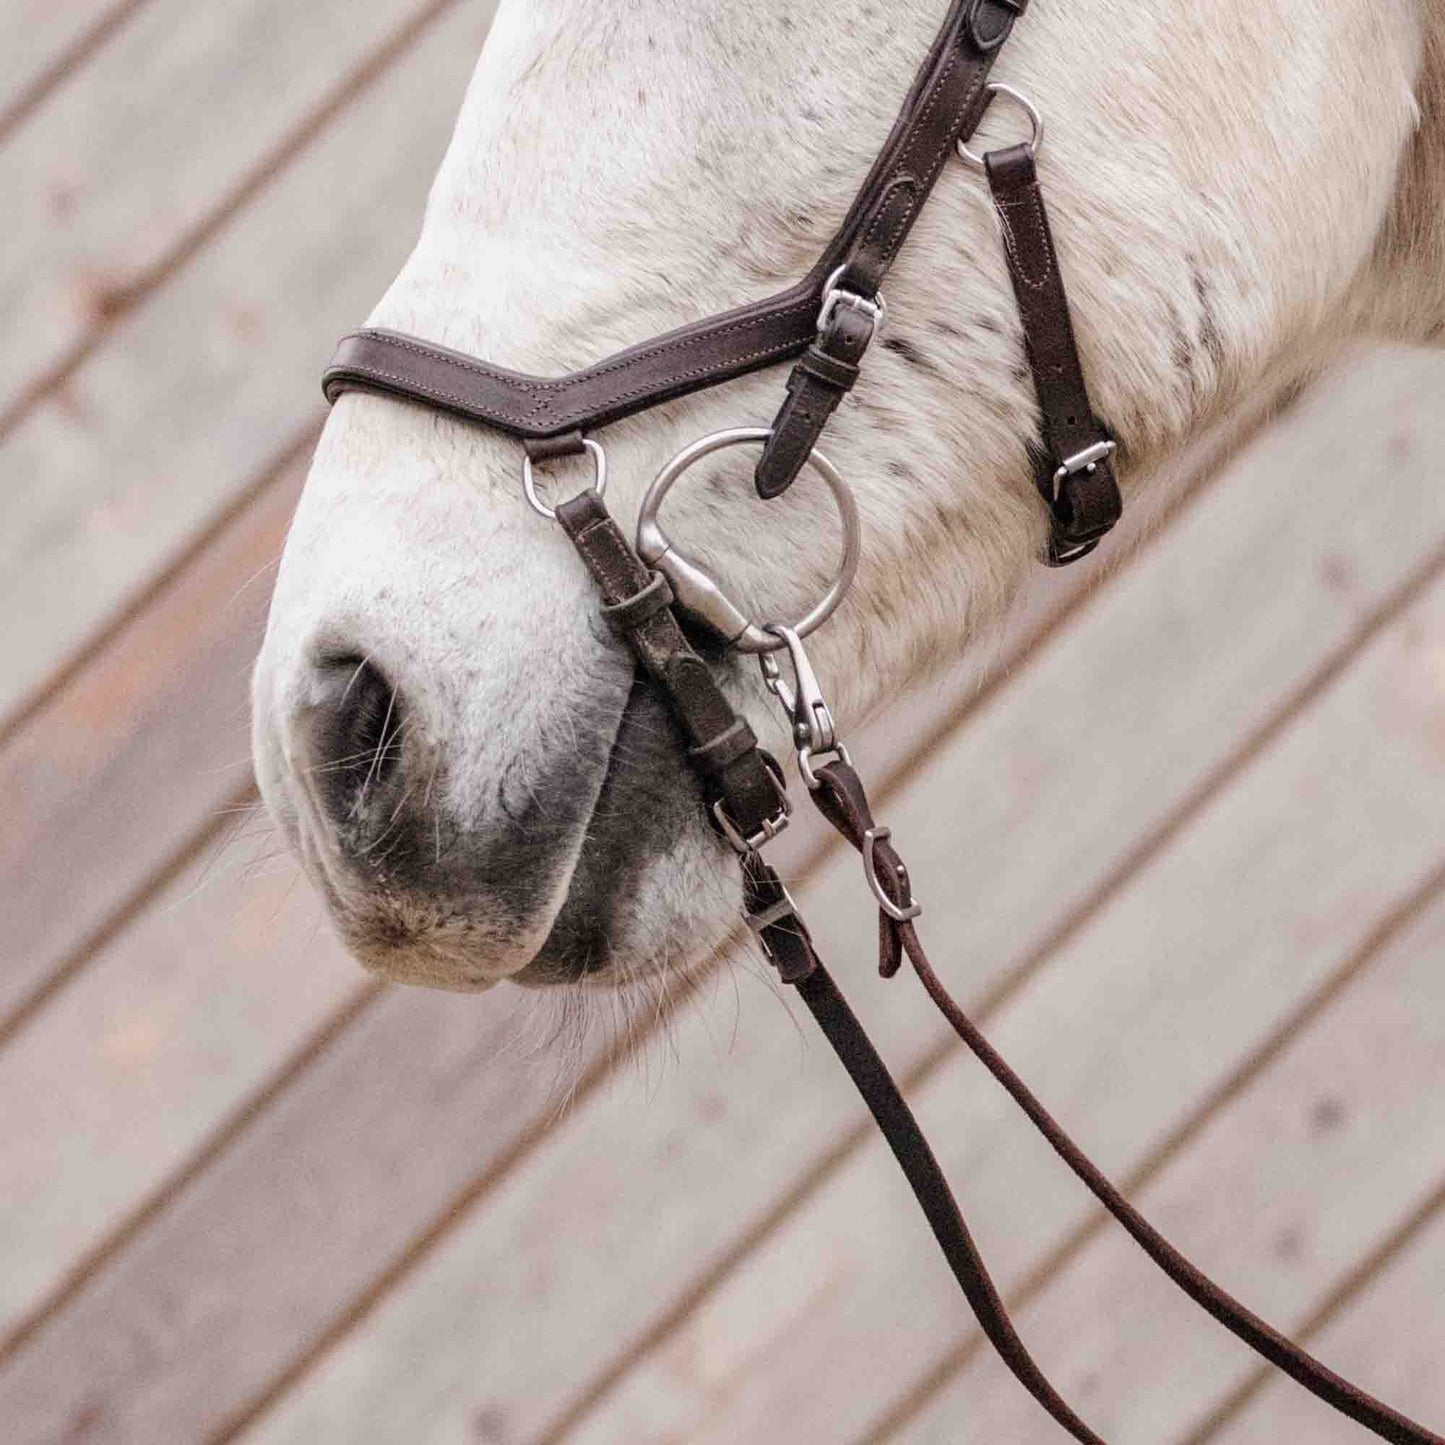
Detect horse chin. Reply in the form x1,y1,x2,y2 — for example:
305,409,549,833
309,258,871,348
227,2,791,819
514,682,739,990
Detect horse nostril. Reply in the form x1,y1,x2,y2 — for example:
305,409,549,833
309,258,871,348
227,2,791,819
308,654,409,825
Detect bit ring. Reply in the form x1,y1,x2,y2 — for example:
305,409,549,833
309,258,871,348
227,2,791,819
636,428,861,655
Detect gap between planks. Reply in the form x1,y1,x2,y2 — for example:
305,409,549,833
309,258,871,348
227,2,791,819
0,0,152,148
1180,1175,1445,1445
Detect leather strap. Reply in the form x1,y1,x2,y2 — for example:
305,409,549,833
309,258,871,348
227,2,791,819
322,0,1025,440
754,303,875,499
553,488,789,850
984,141,1121,564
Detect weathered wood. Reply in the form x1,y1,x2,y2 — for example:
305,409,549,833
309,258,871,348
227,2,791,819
1202,1195,1445,1445
0,0,495,727
0,845,363,1333
0,458,302,1031
0,0,137,140
0,0,475,425
895,887,1445,1444
237,351,1445,1445
547,566,1445,1445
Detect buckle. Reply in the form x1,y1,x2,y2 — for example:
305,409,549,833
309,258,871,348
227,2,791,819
817,265,887,339
710,753,792,855
862,827,923,923
1051,439,1116,500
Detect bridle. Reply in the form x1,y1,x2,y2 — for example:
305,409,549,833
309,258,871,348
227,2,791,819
320,4,1441,1441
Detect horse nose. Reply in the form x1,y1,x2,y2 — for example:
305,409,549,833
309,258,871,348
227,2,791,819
302,654,411,840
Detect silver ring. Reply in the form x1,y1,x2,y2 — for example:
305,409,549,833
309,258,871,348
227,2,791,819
522,438,608,521
956,83,1044,171
636,428,861,655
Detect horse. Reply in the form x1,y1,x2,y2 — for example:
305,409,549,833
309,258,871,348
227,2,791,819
251,0,1445,997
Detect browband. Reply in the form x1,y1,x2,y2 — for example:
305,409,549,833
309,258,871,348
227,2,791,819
323,0,1027,440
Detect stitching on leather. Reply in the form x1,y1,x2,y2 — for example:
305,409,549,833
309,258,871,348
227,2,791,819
994,187,1054,290
339,328,814,433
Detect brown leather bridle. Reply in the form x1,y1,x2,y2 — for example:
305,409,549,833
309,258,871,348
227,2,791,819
322,4,1442,1440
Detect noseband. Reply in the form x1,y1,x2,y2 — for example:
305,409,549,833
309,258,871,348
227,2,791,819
322,4,1440,1441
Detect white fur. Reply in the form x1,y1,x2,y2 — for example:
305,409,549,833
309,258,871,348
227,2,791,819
254,0,1442,991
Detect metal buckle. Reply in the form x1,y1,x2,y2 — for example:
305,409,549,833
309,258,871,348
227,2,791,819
712,795,791,855
1051,439,1117,498
862,826,923,923
710,753,792,855
817,265,887,338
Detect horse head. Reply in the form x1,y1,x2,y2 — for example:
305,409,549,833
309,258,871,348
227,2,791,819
252,0,1440,992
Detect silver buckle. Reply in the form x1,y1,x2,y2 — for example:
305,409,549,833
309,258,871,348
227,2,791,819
817,265,887,337
1052,440,1116,498
712,796,791,855
862,826,923,923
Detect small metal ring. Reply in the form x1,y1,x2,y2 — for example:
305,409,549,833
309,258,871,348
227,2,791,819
636,428,861,655
956,83,1044,171
522,438,608,521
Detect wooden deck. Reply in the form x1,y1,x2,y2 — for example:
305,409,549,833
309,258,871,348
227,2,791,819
3,5,1443,1441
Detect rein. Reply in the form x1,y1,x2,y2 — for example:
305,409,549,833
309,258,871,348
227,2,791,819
321,3,1442,1439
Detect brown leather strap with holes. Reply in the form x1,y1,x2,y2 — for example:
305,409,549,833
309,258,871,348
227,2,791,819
984,140,1121,563
322,0,1025,439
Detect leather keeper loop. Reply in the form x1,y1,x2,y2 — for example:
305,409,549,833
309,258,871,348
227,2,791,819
599,571,674,632
524,430,586,464
797,346,861,390
687,718,760,778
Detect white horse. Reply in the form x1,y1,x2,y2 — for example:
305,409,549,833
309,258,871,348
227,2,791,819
252,0,1444,994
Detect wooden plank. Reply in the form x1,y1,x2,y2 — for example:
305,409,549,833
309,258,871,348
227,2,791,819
0,0,139,141
543,568,1445,1445
0,0,469,426
233,352,1445,1445
1202,1195,1445,1445
0,844,363,1333
0,458,302,1031
894,887,1445,1444
0,0,496,728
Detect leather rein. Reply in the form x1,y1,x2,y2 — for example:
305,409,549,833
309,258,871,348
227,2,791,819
322,3,1441,1440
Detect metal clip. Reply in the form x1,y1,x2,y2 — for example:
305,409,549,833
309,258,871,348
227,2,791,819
759,624,852,789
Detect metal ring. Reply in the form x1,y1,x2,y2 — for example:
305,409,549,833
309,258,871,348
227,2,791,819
522,438,608,521
636,428,861,655
956,83,1044,171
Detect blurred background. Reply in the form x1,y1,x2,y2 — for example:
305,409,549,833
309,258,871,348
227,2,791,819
3,2,1444,1441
